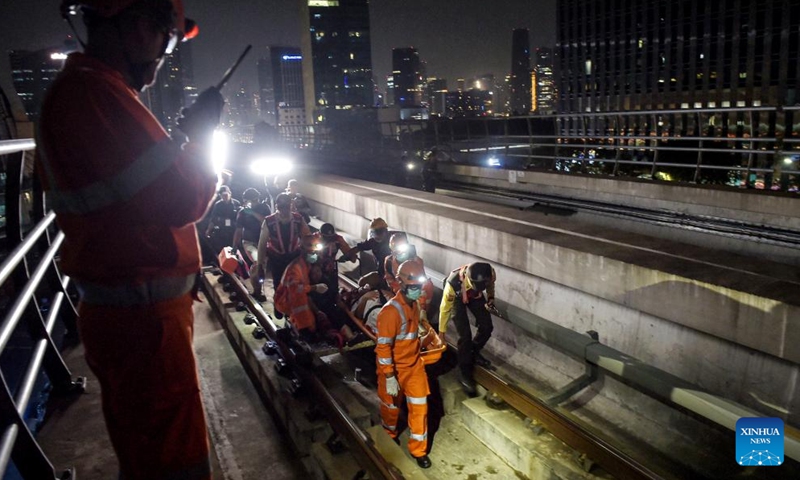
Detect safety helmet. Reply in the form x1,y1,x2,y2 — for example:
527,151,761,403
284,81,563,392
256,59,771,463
301,233,323,253
389,232,408,253
369,217,388,230
396,261,427,287
61,0,198,45
320,223,336,237
242,187,260,202
467,262,493,290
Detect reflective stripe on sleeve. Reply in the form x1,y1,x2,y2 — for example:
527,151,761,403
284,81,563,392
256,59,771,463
378,357,393,365
377,337,394,345
47,139,182,215
410,432,428,441
75,273,195,307
395,332,418,341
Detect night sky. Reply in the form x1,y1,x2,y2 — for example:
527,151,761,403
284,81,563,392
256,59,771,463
0,0,556,103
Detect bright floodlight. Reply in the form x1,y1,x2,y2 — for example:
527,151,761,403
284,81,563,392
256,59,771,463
487,156,501,167
211,130,229,174
406,162,416,171
250,156,293,176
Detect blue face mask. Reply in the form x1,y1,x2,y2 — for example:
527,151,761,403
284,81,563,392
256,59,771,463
305,253,319,264
404,285,422,301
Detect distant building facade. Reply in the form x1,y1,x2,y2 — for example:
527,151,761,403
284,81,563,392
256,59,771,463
533,47,556,114
9,47,68,122
306,0,373,110
392,47,422,107
258,46,304,125
557,0,800,114
510,28,531,115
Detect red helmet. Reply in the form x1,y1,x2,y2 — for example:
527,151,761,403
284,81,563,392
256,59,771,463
62,0,198,41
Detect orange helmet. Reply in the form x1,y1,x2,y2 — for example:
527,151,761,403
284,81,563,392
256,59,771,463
301,233,323,253
396,261,427,286
389,232,408,253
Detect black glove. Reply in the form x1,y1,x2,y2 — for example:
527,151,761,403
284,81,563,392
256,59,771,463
177,87,225,143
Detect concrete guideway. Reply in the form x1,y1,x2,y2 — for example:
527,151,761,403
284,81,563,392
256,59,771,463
299,173,799,462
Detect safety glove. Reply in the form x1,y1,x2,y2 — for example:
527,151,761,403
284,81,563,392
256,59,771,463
385,375,400,396
177,87,225,143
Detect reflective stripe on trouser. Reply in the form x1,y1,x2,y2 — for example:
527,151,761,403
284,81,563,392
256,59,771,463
377,360,430,458
78,293,210,480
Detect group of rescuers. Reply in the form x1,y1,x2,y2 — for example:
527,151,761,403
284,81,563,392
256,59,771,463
35,0,496,477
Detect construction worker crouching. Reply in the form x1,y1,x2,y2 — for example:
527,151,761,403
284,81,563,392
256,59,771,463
383,233,434,320
375,261,432,469
438,262,497,396
275,233,331,340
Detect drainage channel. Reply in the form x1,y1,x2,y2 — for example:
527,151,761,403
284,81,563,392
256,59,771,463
198,266,699,480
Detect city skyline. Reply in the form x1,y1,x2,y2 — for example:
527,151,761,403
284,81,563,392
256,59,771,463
0,0,556,110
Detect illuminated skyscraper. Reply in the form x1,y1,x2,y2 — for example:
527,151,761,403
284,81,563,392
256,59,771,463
258,46,305,125
9,47,69,122
392,47,422,107
533,47,556,114
510,28,531,115
305,0,373,111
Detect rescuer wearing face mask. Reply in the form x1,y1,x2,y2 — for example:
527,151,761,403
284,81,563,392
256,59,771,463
375,261,433,469
274,233,331,338
37,1,222,478
438,262,497,395
383,233,434,319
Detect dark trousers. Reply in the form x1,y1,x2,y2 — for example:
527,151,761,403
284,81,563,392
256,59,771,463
452,297,493,377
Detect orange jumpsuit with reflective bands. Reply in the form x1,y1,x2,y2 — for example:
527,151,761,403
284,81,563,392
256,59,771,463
278,256,317,331
375,293,430,457
383,255,434,312
37,53,215,479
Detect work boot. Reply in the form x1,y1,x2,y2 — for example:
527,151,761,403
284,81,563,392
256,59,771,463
252,293,267,303
474,350,491,368
413,455,432,469
458,372,477,396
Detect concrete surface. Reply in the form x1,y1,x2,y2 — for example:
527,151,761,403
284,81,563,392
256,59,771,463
35,292,306,479
440,164,800,231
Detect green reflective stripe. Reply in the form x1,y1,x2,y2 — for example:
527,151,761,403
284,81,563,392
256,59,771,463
406,396,427,405
377,337,394,344
47,139,181,215
76,273,195,307
378,357,393,365
410,432,427,441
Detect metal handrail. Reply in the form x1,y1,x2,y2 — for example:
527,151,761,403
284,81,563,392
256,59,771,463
0,138,81,479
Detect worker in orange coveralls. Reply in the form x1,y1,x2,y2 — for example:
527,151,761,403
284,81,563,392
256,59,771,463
383,232,434,319
375,261,433,469
37,1,217,478
275,233,331,339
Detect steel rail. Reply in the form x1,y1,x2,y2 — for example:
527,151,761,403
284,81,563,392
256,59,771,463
210,271,404,480
441,180,800,247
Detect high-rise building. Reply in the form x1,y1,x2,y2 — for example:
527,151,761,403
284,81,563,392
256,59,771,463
557,1,800,114
9,47,69,122
305,0,373,111
392,47,422,107
533,47,556,114
258,47,304,125
510,28,531,115
426,78,448,115
445,90,491,118
147,45,192,132
227,84,258,127
385,74,395,106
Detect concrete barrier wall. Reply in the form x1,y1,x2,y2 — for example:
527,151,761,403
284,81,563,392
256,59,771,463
302,174,799,428
441,164,800,231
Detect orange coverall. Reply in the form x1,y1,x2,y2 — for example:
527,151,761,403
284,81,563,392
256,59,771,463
375,293,430,457
38,53,215,479
277,256,317,331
